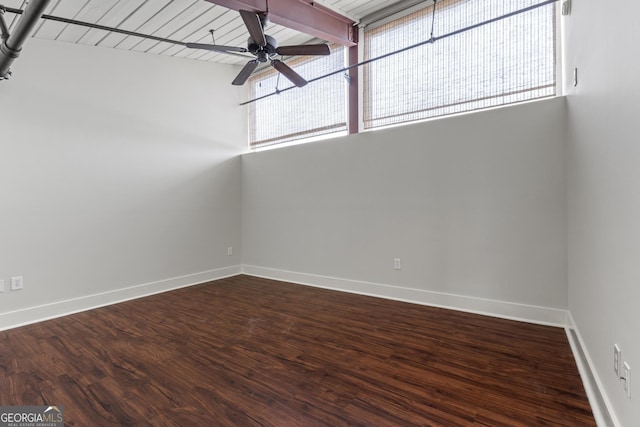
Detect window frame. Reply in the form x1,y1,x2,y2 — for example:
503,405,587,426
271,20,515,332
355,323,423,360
360,0,559,131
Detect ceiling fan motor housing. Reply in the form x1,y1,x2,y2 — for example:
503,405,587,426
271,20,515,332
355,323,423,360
187,9,328,87
248,34,278,62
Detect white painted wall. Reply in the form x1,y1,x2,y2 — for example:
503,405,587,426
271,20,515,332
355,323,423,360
564,0,640,425
242,98,567,315
0,39,246,327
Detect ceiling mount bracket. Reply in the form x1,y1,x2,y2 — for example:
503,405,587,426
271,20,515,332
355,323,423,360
0,6,11,42
0,6,14,80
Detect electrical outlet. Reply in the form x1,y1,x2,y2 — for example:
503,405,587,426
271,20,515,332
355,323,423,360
622,362,631,398
10,276,23,291
614,344,622,376
227,247,233,256
0,279,4,292
393,258,401,270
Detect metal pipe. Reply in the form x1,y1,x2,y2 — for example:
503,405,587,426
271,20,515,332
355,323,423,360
0,0,52,79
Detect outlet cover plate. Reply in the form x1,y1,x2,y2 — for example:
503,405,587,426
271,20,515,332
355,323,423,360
623,362,631,398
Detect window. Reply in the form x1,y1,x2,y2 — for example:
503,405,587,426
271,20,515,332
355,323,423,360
363,0,556,129
245,1,558,148
248,44,346,149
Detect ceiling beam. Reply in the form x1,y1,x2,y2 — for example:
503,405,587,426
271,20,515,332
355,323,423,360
205,0,357,47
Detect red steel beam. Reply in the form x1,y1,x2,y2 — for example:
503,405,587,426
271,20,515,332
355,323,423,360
205,0,357,47
347,44,359,134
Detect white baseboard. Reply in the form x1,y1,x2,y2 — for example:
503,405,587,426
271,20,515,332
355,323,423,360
566,312,619,427
1,265,567,330
0,265,242,331
241,265,568,327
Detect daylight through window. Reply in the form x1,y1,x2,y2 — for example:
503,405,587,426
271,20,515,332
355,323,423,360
248,44,346,149
246,0,558,147
363,0,557,129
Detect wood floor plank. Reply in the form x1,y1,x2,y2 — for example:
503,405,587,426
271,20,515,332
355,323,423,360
0,275,595,426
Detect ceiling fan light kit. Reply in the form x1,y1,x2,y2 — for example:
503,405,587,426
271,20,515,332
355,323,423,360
186,8,330,87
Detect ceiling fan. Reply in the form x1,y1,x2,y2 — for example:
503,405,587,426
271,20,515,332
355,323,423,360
186,10,330,87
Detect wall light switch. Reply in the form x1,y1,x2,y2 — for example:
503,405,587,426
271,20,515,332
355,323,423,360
10,276,23,291
614,344,622,376
0,279,4,292
393,258,401,270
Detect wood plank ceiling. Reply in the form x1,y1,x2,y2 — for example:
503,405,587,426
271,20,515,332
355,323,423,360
1,0,407,66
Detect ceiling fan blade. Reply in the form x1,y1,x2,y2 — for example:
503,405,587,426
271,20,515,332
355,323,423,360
239,9,266,47
276,44,330,56
271,60,308,88
185,43,248,53
232,60,259,86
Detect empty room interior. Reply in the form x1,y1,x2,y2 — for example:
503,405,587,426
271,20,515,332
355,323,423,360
0,0,638,425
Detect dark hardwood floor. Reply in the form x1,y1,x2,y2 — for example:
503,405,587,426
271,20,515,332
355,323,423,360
0,275,594,426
